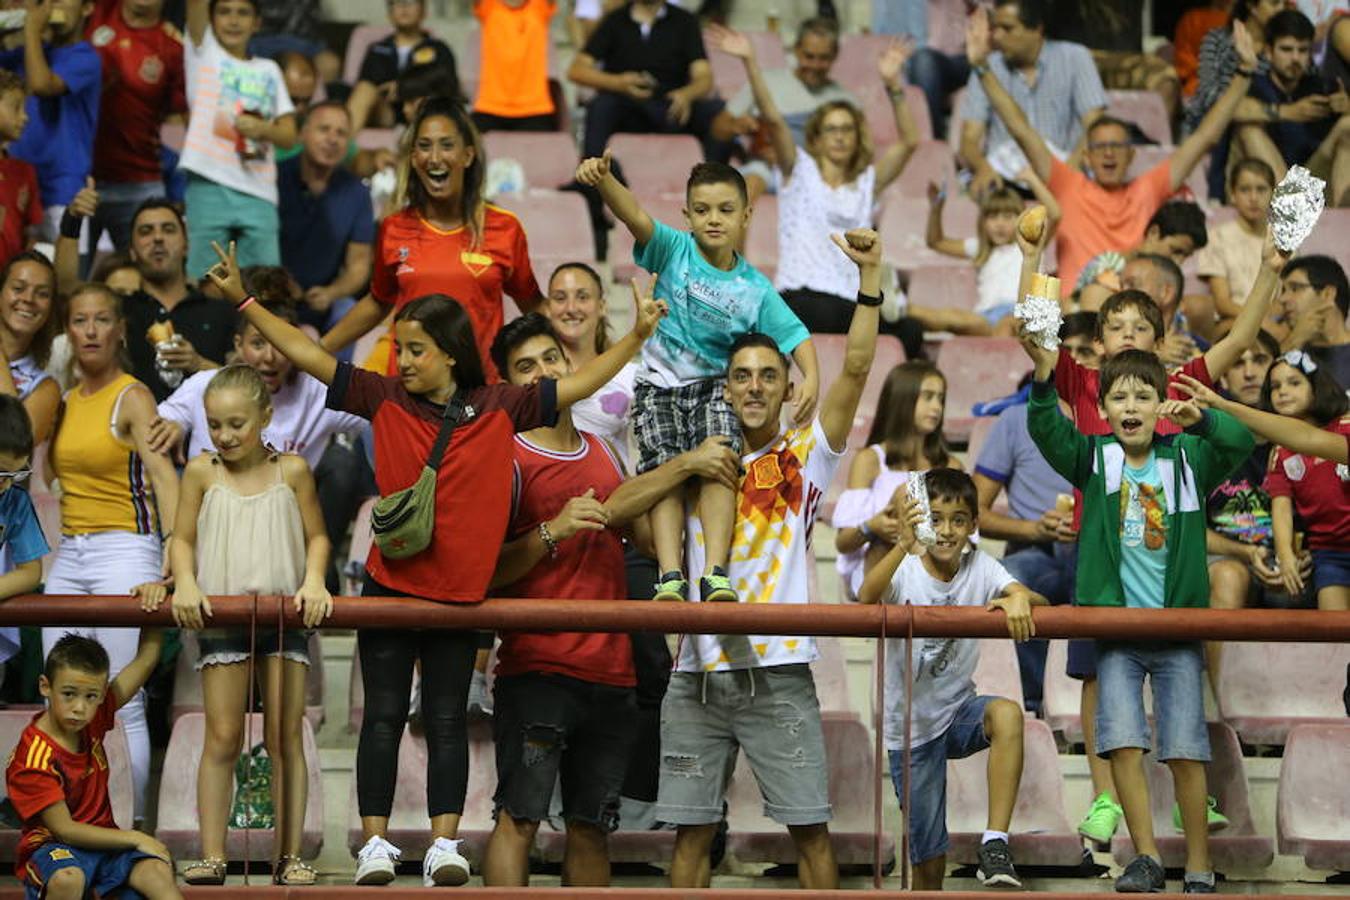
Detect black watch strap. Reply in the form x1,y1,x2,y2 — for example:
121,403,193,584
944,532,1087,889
856,291,884,308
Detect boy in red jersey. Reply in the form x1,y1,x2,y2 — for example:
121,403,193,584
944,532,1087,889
6,631,179,900
0,69,42,265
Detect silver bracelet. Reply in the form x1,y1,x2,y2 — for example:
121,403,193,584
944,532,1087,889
538,521,559,558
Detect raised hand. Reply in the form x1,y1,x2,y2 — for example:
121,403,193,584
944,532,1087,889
206,240,246,304
878,36,915,89
1232,19,1257,71
965,7,992,68
707,23,754,61
629,274,668,340
829,228,883,269
926,180,946,207
1172,372,1226,410
575,148,613,187
1261,227,1296,272
1158,397,1203,429
69,177,99,219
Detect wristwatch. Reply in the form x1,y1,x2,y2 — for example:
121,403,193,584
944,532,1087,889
857,291,884,308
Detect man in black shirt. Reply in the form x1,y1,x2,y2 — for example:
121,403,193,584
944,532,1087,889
348,0,459,131
569,0,732,162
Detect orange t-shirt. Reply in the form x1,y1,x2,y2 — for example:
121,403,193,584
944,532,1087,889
473,0,556,119
1049,157,1174,296
1174,8,1229,97
368,204,541,380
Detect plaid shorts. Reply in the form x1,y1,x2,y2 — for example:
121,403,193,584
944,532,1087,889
634,379,741,473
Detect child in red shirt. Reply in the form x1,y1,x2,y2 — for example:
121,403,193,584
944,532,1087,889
0,70,42,266
6,630,179,900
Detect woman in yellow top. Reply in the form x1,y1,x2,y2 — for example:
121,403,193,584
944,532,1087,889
45,284,179,825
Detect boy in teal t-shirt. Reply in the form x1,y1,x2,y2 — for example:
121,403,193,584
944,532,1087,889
575,151,817,602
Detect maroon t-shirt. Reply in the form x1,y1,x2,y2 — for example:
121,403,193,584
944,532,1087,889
328,362,557,601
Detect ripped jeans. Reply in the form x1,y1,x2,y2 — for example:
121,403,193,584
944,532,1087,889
655,665,833,827
492,672,636,830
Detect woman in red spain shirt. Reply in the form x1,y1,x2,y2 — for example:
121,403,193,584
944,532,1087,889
321,97,542,379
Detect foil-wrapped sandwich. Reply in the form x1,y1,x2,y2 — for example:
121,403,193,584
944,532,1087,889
906,472,937,548
1269,165,1326,252
1015,273,1063,351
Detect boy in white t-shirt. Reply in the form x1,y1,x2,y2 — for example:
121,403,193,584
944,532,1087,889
859,467,1045,891
181,0,297,276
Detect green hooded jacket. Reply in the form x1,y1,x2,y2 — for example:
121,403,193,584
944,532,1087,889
1026,380,1254,608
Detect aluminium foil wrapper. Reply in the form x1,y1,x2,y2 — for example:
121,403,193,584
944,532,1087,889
906,472,937,547
1015,293,1062,351
1269,165,1325,252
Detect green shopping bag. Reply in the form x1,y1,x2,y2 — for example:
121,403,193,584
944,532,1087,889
229,744,274,829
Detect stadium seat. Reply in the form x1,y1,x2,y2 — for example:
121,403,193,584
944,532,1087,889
170,631,325,729
816,333,906,524
345,721,499,865
704,30,787,101
933,337,1029,444
971,638,1026,710
945,718,1084,866
0,712,132,862
812,636,856,718
345,497,376,599
1041,640,1083,744
606,134,703,201
725,712,895,867
1106,90,1172,146
894,140,959,196
492,190,593,276
1277,723,1350,871
481,132,578,191
858,83,934,147
1108,721,1273,871
1215,641,1350,746
831,33,900,102
608,194,687,282
1296,207,1350,276
155,712,323,860
878,193,979,273
908,264,979,313
743,192,778,279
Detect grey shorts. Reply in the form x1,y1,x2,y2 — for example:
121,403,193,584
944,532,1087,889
634,379,741,473
655,665,832,827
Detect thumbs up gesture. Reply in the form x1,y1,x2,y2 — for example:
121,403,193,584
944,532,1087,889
70,175,99,219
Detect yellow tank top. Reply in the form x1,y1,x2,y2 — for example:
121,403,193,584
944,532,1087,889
52,373,159,536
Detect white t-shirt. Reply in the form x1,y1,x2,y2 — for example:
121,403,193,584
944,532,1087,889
774,152,876,299
570,362,636,472
180,28,294,204
962,238,1022,314
882,550,1015,750
9,354,51,401
157,369,363,469
676,419,844,673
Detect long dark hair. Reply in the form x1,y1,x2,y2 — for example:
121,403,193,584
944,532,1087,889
1261,353,1350,425
394,294,486,390
393,96,486,247
865,360,950,469
1,250,58,367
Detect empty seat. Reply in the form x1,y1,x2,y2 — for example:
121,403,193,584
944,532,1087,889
878,194,979,273
1109,721,1273,871
155,712,323,860
1277,723,1350,871
1106,90,1172,145
933,337,1029,444
493,191,593,273
481,132,577,191
0,712,132,862
1041,639,1084,745
894,140,958,196
812,636,856,718
1215,641,1350,745
704,29,787,102
972,638,1026,710
858,83,934,147
908,264,978,313
831,34,905,107
606,134,704,201
170,631,325,729
725,712,895,867
946,718,1083,866
346,721,499,865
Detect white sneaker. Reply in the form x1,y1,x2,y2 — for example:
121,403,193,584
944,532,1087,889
423,837,470,887
354,835,401,885
466,671,492,718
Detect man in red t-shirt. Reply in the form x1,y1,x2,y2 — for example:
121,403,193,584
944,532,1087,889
0,70,42,264
5,630,176,900
85,0,187,251
481,312,738,888
965,9,1261,293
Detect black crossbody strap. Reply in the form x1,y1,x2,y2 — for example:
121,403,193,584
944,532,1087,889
425,390,469,471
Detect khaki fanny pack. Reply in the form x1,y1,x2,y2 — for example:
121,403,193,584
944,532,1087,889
371,391,469,559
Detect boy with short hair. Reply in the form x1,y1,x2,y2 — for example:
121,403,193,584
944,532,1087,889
1023,342,1253,894
858,467,1045,891
0,395,47,667
181,0,297,275
575,151,818,603
6,630,178,900
0,69,42,265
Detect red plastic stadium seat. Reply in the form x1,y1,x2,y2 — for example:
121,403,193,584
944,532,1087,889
607,134,703,201
933,337,1028,444
1109,721,1273,871
859,83,933,146
725,712,895,867
1041,639,1083,744
155,712,323,860
894,140,958,196
170,631,325,729
482,132,578,191
1297,207,1350,276
608,194,687,283
971,639,1026,710
878,193,978,272
946,718,1083,866
908,264,978,313
831,34,901,104
704,30,787,101
0,712,132,862
812,636,856,718
1215,641,1350,745
492,191,593,275
1277,723,1350,871
1106,90,1172,146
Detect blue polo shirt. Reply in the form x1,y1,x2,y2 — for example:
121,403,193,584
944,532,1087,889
277,154,375,290
0,41,101,207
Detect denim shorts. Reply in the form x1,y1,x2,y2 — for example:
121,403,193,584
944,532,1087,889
633,379,740,473
1311,549,1350,592
888,694,993,864
1095,641,1210,762
197,627,311,669
1066,637,1098,680
655,665,831,827
492,672,636,830
978,302,1016,329
23,843,157,900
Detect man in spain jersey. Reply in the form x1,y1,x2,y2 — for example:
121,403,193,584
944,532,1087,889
655,229,886,890
6,631,178,900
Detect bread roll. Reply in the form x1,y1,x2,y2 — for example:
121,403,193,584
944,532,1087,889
1055,493,1075,514
146,321,176,345
1017,205,1047,243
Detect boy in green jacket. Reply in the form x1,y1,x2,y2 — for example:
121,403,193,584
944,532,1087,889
1023,342,1253,894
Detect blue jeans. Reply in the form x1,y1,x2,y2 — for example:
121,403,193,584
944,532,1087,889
1095,641,1209,762
906,48,971,139
1000,543,1076,713
89,180,165,253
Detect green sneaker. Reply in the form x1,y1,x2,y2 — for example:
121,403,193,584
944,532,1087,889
654,571,688,602
1173,795,1229,833
700,567,738,603
1077,792,1123,846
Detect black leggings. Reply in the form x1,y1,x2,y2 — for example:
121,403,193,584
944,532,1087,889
356,577,479,818
781,287,927,361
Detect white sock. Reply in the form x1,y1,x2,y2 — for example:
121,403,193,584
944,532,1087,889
982,830,1009,844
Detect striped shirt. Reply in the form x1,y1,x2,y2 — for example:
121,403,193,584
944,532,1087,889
961,40,1107,161
1184,26,1270,134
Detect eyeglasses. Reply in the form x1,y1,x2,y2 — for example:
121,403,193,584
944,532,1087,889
1088,141,1130,153
0,468,31,483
